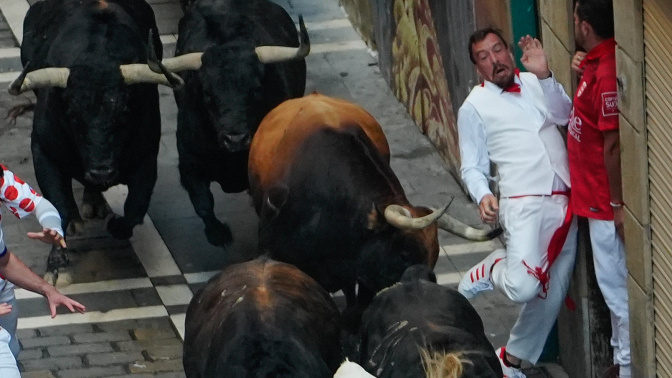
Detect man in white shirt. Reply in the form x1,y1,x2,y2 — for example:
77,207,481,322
457,28,577,377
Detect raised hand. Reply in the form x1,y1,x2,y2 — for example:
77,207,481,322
518,35,551,79
27,228,67,248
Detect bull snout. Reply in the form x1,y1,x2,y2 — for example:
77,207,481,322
221,133,251,152
85,166,119,186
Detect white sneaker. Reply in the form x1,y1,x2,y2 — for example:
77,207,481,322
458,248,506,299
495,347,526,378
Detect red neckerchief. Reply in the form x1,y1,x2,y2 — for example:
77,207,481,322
578,38,616,70
481,68,521,93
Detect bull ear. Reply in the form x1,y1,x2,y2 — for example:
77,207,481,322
263,185,289,218
366,203,386,230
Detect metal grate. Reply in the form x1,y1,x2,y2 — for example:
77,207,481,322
645,0,672,374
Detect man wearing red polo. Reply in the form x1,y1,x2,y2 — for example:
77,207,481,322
569,1,629,377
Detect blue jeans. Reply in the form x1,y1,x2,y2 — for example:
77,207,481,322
0,327,19,377
0,280,18,358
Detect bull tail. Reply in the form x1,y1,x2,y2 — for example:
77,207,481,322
420,349,472,378
433,211,502,241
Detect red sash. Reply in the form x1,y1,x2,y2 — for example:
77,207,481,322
509,191,573,301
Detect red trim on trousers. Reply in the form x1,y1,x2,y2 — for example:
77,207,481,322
508,191,574,301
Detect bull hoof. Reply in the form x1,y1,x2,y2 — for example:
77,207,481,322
82,189,110,219
45,247,70,286
205,221,233,246
81,201,110,219
66,220,85,237
54,268,74,288
47,248,70,271
107,216,134,239
43,271,56,286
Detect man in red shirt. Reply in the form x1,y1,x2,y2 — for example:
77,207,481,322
569,1,629,377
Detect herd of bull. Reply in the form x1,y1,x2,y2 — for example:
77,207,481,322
8,0,505,376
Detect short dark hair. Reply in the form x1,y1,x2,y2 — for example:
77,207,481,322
468,27,509,64
575,0,614,39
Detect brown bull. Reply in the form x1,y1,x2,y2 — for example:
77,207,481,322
249,93,390,210
248,93,498,330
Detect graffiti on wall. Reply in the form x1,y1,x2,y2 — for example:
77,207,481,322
390,0,460,170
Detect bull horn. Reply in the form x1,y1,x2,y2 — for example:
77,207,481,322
8,64,70,95
254,14,310,64
155,53,204,72
384,202,450,230
144,29,185,88
119,64,184,87
146,29,163,74
433,209,503,241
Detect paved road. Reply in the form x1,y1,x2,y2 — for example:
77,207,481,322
0,0,563,377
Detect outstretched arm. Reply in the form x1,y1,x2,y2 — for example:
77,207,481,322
26,228,66,248
0,251,85,318
0,166,65,247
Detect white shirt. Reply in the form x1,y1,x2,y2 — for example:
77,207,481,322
458,73,572,204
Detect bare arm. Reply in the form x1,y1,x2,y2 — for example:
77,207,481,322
604,129,624,239
0,251,85,317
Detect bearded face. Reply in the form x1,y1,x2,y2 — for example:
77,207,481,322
472,33,516,89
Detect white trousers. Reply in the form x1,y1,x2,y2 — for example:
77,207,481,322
492,195,578,363
0,327,19,378
588,218,630,373
0,280,18,358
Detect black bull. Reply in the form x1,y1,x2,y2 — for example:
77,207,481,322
10,0,179,275
147,0,309,247
357,265,503,378
183,257,342,378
